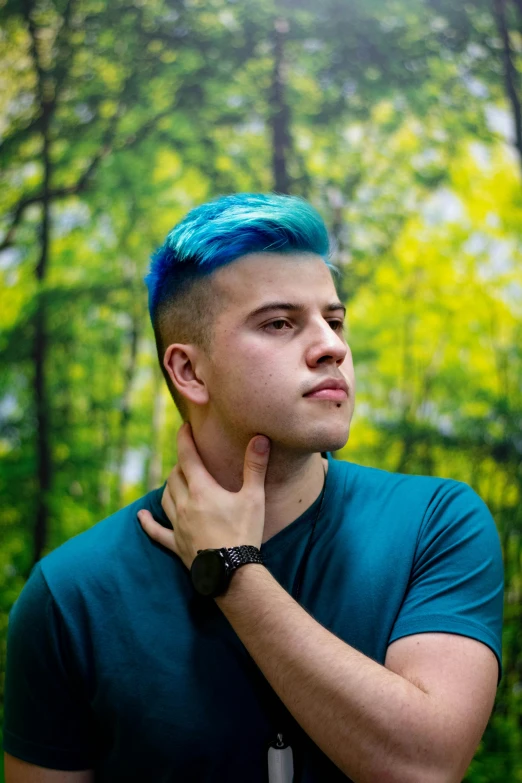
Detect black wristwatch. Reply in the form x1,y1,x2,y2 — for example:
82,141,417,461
190,545,264,598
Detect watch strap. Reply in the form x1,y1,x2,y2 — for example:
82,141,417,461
219,544,264,572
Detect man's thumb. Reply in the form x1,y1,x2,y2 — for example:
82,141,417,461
244,436,270,483
253,436,270,455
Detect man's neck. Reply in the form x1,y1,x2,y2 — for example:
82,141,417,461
261,455,328,544
187,424,329,545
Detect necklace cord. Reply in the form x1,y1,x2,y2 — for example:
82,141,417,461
269,459,328,770
291,460,328,604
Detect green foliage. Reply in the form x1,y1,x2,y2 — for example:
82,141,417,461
1,0,521,778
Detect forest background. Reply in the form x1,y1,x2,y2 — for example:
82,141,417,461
1,0,521,779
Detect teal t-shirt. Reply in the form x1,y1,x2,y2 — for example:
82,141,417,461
4,454,504,781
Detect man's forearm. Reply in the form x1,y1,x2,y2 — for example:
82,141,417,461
214,564,451,783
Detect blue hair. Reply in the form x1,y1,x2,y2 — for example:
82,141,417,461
145,192,336,319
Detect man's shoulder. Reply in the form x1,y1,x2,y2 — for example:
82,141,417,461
333,455,462,498
332,456,488,531
340,458,493,533
38,486,164,593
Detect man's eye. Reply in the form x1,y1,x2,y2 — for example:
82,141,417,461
263,320,345,332
264,319,290,331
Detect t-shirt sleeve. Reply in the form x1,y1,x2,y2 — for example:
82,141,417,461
389,480,504,681
3,562,98,770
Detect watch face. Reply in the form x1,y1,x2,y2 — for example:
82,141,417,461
191,550,228,597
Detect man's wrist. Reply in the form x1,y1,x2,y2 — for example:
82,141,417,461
215,562,267,604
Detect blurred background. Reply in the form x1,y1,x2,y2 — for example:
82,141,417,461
1,0,521,779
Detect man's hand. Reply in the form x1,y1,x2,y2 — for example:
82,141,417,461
137,422,271,570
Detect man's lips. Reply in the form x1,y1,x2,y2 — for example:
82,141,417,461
303,377,349,399
304,388,348,401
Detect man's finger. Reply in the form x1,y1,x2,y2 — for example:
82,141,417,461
161,484,178,526
166,464,188,508
138,509,177,553
177,422,218,490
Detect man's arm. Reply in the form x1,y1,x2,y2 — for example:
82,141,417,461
4,754,94,783
215,564,498,783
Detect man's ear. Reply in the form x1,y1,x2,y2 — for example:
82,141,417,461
163,343,210,407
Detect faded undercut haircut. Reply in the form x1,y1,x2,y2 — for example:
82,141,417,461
145,192,339,421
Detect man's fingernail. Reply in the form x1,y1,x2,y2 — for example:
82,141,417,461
254,437,269,453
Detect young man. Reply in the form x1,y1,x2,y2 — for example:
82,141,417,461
4,193,503,783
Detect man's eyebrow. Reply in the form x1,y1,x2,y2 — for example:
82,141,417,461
246,301,347,320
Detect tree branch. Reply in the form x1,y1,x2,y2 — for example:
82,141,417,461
512,0,522,27
0,95,195,252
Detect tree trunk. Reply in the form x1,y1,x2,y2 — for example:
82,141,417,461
115,307,141,509
148,366,166,491
493,0,522,171
23,0,58,567
32,101,52,567
270,17,292,194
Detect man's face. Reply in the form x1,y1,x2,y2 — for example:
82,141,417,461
199,252,355,454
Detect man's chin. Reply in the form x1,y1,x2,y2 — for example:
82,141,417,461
297,428,351,455
321,436,350,454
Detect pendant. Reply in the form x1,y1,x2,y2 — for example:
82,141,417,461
267,732,294,783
